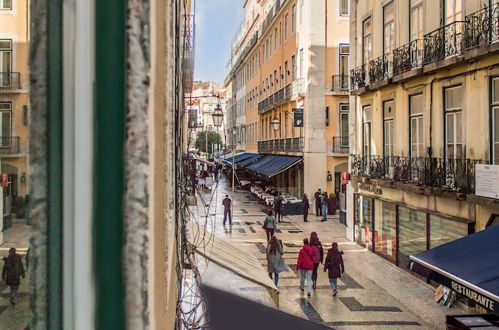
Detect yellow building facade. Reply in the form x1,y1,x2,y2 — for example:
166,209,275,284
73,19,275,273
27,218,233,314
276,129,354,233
226,0,350,200
348,0,499,267
0,0,29,213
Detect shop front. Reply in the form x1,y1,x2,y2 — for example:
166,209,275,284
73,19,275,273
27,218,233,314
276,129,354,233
353,194,474,268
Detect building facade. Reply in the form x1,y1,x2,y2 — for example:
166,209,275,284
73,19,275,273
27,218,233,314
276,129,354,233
0,0,30,223
347,0,499,268
225,0,350,198
187,81,227,152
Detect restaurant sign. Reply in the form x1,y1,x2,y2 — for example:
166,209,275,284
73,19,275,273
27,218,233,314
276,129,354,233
451,281,496,313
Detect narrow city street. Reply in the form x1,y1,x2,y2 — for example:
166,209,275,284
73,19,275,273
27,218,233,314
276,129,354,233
195,178,463,330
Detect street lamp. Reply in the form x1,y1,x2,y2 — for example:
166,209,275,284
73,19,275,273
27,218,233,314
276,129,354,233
212,103,223,128
270,115,281,131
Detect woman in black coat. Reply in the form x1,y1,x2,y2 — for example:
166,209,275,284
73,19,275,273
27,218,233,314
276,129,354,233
324,242,344,296
302,193,309,222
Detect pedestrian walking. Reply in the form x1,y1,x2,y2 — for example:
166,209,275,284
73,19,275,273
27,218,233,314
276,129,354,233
297,238,314,298
222,195,232,225
314,189,322,216
321,192,328,222
2,248,25,305
324,242,344,297
309,232,324,289
273,193,283,223
266,236,287,286
263,210,277,242
302,193,309,222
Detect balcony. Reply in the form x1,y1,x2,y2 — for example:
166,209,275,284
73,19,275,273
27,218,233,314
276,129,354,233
393,39,423,76
332,136,349,154
350,65,367,91
464,2,499,50
350,154,480,194
368,54,391,85
258,87,287,114
0,72,22,91
0,137,20,155
331,75,349,93
258,137,304,153
423,21,465,65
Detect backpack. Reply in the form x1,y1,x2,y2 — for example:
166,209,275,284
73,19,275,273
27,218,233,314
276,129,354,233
311,245,321,264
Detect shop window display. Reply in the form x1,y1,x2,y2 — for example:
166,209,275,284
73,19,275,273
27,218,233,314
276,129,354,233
354,195,373,248
374,200,397,262
399,206,426,268
430,215,469,248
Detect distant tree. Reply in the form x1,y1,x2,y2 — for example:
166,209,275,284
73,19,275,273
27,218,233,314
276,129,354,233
195,131,223,154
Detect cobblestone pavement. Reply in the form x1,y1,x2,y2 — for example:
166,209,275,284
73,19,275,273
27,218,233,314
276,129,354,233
196,179,463,330
0,219,32,330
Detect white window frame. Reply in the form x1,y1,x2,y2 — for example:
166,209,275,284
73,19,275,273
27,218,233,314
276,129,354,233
491,77,499,164
409,93,425,158
0,0,12,10
339,0,350,17
444,85,464,160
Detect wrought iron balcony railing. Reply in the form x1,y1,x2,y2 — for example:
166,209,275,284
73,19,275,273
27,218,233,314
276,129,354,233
0,137,20,155
368,54,391,84
0,72,21,90
393,39,423,75
423,21,465,64
332,136,349,154
350,65,367,90
258,137,304,153
464,2,499,49
331,75,349,92
350,154,480,194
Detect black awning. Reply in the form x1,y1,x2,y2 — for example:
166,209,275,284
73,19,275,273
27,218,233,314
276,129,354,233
224,153,257,165
203,285,331,330
410,225,499,314
236,154,264,168
246,155,302,179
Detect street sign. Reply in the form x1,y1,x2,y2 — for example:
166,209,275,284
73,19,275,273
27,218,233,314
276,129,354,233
341,171,350,185
475,164,499,199
293,108,303,127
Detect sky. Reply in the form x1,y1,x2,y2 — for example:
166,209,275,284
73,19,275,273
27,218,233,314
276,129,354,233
194,0,243,85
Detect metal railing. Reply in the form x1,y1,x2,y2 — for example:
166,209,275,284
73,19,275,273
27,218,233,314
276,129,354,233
368,54,391,84
258,86,287,114
393,39,423,75
332,136,349,154
0,72,21,90
258,137,304,153
423,21,465,64
464,2,499,49
331,75,349,92
350,154,481,194
0,137,20,155
350,65,367,90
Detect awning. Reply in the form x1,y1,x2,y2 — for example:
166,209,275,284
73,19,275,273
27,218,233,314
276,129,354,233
410,225,499,314
203,285,332,330
236,154,264,168
224,152,257,165
187,223,279,306
246,155,302,179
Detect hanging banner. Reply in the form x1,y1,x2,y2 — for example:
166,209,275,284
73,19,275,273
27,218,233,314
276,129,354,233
293,108,303,127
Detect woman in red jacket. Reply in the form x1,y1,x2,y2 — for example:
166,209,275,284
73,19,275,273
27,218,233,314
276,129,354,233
324,242,344,296
296,238,314,297
309,232,324,290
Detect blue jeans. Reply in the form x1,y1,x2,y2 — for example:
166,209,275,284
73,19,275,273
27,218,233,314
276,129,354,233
321,204,328,220
329,278,338,291
269,272,279,286
10,285,19,298
300,269,313,294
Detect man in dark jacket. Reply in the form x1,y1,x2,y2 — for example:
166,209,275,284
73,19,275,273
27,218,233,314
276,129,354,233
302,193,309,222
324,242,344,296
2,248,25,305
314,189,322,217
222,195,232,225
274,193,283,223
